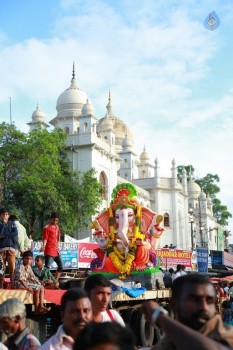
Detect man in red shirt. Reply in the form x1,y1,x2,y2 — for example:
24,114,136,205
41,212,63,281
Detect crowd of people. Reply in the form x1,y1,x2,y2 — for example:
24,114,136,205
0,273,232,350
0,208,233,349
0,208,63,314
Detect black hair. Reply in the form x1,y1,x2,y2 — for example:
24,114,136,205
61,288,89,311
22,251,33,259
172,273,214,300
84,274,111,295
8,214,18,221
0,208,9,215
169,268,174,273
50,211,59,219
35,255,45,262
74,322,135,350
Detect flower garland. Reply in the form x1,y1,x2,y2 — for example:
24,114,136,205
107,204,146,279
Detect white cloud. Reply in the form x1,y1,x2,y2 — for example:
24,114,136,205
0,0,232,236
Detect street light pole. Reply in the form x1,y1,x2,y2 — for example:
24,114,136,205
189,208,195,251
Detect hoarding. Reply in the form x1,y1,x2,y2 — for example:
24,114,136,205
211,250,224,266
32,241,79,269
77,242,98,268
156,249,192,269
196,248,208,273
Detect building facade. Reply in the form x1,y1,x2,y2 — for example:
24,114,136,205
27,66,222,250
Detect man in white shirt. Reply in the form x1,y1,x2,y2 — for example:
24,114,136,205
84,274,125,325
40,288,93,350
8,215,30,268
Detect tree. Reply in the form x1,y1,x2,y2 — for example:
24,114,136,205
0,123,104,238
177,165,194,182
177,164,232,226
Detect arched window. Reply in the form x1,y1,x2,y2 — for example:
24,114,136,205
124,159,128,167
99,171,108,200
142,170,146,178
64,126,70,134
84,122,88,132
77,126,80,133
164,213,170,227
125,173,128,180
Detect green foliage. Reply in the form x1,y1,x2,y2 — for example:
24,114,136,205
177,165,194,182
0,123,103,237
177,164,232,226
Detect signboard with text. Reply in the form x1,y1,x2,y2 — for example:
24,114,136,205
32,241,79,269
211,250,224,266
196,248,208,273
77,242,98,268
156,249,192,269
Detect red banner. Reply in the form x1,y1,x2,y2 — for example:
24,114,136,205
156,248,192,268
78,242,98,268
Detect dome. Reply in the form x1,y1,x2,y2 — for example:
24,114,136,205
140,146,150,162
96,91,133,152
56,66,88,115
101,115,113,129
32,105,45,122
82,99,94,116
187,179,201,199
199,190,206,200
122,134,133,151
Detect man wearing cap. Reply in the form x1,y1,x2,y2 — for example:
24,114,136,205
0,208,18,287
40,212,63,281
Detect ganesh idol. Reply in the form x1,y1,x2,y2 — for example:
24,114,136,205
90,183,165,279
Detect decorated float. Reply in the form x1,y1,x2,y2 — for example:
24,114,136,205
90,183,165,279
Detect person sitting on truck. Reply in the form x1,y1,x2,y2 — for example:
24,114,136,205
12,250,51,314
32,255,59,289
142,273,233,350
74,322,136,350
84,274,125,325
40,288,93,350
0,298,41,350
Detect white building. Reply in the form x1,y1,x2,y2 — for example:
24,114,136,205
27,66,222,250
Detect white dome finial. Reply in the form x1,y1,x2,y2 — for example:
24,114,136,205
106,89,113,116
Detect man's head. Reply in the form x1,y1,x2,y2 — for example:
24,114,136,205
8,214,18,222
60,288,92,339
22,250,33,266
0,298,26,335
172,273,217,330
84,275,112,313
35,255,45,269
74,322,136,350
0,208,9,223
50,211,59,225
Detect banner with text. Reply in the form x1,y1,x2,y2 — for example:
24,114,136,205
197,248,209,273
78,242,98,268
156,249,192,269
32,241,79,269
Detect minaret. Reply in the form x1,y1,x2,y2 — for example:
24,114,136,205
171,158,177,187
182,167,188,194
154,157,160,186
106,90,113,116
27,103,49,131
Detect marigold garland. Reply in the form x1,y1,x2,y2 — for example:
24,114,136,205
107,204,146,279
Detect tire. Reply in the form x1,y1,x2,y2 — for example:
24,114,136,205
140,312,155,346
154,326,164,343
130,309,154,347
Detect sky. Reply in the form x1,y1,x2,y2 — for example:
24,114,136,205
0,0,233,241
